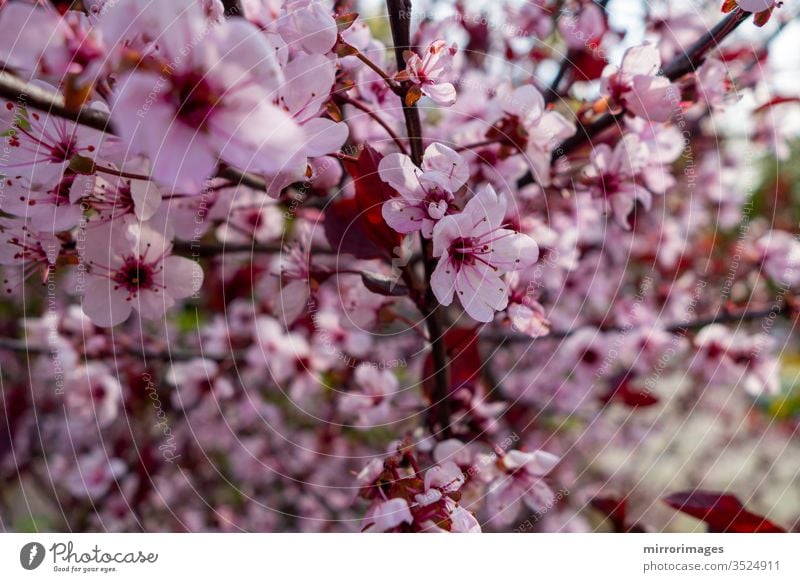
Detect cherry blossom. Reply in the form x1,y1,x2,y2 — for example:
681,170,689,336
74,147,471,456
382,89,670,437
486,449,560,527
0,2,104,80
81,217,203,326
379,143,469,237
108,8,306,189
431,185,539,322
2,88,105,192
277,0,338,54
493,85,575,186
0,217,61,293
601,44,679,122
64,363,122,427
339,364,398,426
581,133,655,228
398,40,458,107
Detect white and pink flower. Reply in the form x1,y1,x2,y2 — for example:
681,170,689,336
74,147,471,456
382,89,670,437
379,143,469,238
108,10,306,190
430,185,539,322
399,40,458,107
81,217,203,326
601,43,678,122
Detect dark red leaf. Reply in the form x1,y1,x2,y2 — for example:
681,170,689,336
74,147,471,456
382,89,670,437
324,196,387,260
422,327,482,401
754,96,800,114
336,144,404,259
664,491,786,533
571,49,607,82
600,371,659,408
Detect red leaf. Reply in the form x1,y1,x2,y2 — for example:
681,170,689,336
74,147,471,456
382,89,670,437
754,96,800,114
591,496,629,531
600,371,659,408
342,144,403,257
422,327,482,401
590,495,648,532
324,197,387,260
664,491,786,533
571,49,607,82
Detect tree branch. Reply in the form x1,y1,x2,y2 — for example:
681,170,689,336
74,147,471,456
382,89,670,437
386,0,452,436
482,302,792,344
172,240,336,257
0,337,241,362
518,9,752,188
0,72,270,192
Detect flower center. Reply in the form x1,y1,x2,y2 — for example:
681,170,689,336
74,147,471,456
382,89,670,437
452,236,480,266
172,72,219,129
112,257,157,294
50,136,79,163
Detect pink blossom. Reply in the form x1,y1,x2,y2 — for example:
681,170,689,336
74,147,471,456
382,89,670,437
379,143,469,237
109,15,306,190
277,0,338,54
558,3,606,51
499,85,575,186
0,2,104,80
167,358,235,409
62,451,127,499
756,230,800,287
265,52,349,195
581,133,654,228
400,40,458,107
83,163,163,223
362,498,413,532
733,0,775,13
486,449,560,527
2,172,91,232
339,364,398,426
0,217,61,293
696,58,733,110
601,44,678,122
81,217,204,326
64,363,122,427
431,185,539,322
2,88,105,197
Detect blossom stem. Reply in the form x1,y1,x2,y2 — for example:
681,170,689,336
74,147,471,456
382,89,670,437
171,241,337,257
93,164,153,182
336,94,409,154
352,49,403,94
454,138,504,152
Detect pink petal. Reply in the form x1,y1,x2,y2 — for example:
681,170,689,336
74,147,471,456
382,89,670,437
83,279,132,327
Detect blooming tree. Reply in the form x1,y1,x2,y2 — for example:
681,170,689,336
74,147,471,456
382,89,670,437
0,0,799,533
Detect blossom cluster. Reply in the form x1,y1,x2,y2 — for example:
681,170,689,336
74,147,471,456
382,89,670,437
0,0,798,533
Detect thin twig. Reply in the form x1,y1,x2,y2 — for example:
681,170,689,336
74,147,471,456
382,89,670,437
352,49,402,93
482,303,791,344
337,93,408,154
0,337,242,362
172,241,337,257
518,9,752,188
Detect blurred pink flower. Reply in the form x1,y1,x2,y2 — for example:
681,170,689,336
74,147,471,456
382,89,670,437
602,44,678,122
